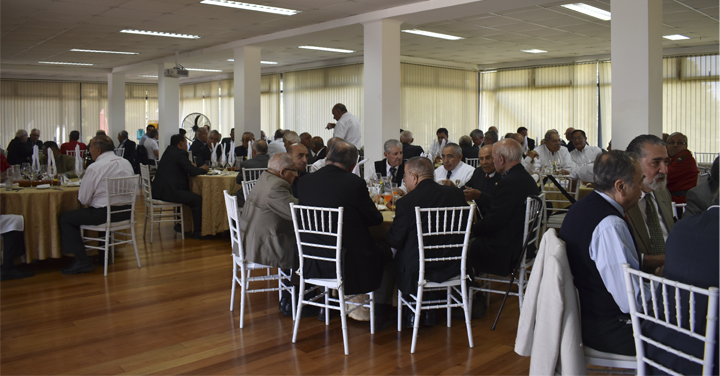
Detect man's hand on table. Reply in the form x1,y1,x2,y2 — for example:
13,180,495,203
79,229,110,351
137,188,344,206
526,150,539,160
463,186,481,201
439,179,455,187
199,165,210,172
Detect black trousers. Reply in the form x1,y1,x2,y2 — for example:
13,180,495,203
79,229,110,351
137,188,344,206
59,206,131,262
2,231,26,270
582,315,636,356
160,190,202,235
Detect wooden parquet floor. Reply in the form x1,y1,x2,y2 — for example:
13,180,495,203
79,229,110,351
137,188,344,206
1,200,531,375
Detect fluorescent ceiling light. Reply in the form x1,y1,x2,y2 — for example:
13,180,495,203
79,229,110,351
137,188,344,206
185,68,223,72
200,0,300,15
402,29,464,40
227,59,279,64
663,34,690,40
38,61,94,66
521,49,547,54
120,29,201,39
71,48,138,55
561,3,611,21
139,75,158,78
298,46,354,54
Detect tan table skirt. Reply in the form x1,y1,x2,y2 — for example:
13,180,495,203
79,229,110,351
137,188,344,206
186,174,242,236
1,186,82,262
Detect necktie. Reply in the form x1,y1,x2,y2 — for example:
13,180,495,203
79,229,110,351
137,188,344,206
447,170,452,180
644,194,665,255
389,166,397,184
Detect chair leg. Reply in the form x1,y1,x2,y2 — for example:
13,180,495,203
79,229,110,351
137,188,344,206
230,258,238,311
131,227,140,268
292,279,306,344
447,286,452,327
324,287,330,326
290,284,297,321
143,205,149,240
397,290,403,332
239,262,248,329
369,291,375,334
462,281,474,348
338,286,349,355
103,231,110,277
410,287,424,354
149,206,154,243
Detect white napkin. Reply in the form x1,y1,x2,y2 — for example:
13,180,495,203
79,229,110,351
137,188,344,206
74,144,83,176
228,141,235,168
352,158,368,177
36,184,51,189
210,142,218,165
47,148,57,178
220,143,227,166
31,145,41,171
247,140,253,160
438,138,446,157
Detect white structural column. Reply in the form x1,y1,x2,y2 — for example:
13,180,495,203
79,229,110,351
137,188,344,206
610,0,663,150
157,63,180,156
107,72,126,139
233,46,262,145
363,19,402,177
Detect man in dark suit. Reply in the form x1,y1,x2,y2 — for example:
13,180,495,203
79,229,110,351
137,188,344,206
517,127,535,151
299,132,315,165
400,130,424,161
387,157,470,325
365,139,405,190
310,137,326,160
297,140,392,308
27,128,43,149
153,134,209,239
234,140,270,206
459,135,478,163
189,126,211,167
116,130,137,173
469,138,539,276
221,128,234,152
288,143,308,198
464,145,502,216
234,132,255,160
6,129,32,165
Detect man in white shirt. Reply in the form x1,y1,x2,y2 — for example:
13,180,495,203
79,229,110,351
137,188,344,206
143,128,160,165
428,128,452,163
326,103,362,149
138,124,155,146
523,129,575,174
59,135,135,275
569,129,603,182
365,139,408,194
433,143,474,186
310,137,341,172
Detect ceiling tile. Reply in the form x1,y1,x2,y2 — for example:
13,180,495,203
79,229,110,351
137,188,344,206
118,0,189,13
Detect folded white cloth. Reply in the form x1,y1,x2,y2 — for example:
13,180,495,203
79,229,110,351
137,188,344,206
220,143,227,166
47,148,57,177
210,142,218,165
228,141,235,167
0,214,24,234
74,144,83,176
36,184,51,189
31,145,41,171
352,158,368,177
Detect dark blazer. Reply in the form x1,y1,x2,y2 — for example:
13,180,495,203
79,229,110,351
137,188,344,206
189,140,211,167
152,146,207,201
27,139,43,149
470,163,539,276
305,146,315,166
315,147,327,161
464,168,502,216
626,188,674,256
297,165,385,294
6,137,32,165
387,179,470,295
402,142,424,160
374,159,404,185
221,137,232,152
235,154,270,183
527,138,535,151
119,139,138,173
461,146,479,162
643,207,719,375
234,145,248,159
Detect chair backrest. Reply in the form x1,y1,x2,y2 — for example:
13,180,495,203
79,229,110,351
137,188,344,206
115,147,124,157
223,190,246,261
242,180,257,201
465,158,479,168
290,203,344,283
414,205,475,283
104,175,138,224
188,150,193,162
136,142,149,165
622,263,719,375
672,202,687,220
541,174,580,214
242,167,267,181
139,164,152,201
522,194,545,258
66,149,86,158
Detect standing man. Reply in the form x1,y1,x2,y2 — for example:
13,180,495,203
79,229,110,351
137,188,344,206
625,135,674,257
153,134,210,239
433,143,475,187
326,103,362,149
27,129,42,148
665,132,699,204
117,130,137,172
58,135,135,275
365,139,406,191
400,130,424,160
464,145,501,216
6,130,32,165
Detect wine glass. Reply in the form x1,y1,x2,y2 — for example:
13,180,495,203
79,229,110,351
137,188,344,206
21,163,31,179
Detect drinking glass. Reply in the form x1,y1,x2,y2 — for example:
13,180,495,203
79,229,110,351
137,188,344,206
21,163,31,179
12,165,21,181
4,171,13,191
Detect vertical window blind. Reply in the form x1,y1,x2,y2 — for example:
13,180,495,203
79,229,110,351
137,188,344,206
219,74,281,139
126,84,158,134
81,83,108,138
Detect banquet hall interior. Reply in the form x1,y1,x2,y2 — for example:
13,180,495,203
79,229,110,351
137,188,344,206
1,0,718,374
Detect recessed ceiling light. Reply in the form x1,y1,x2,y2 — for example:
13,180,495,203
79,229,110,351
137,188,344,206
38,61,94,66
227,59,279,65
561,3,611,21
521,49,547,54
120,29,201,39
402,29,464,40
139,75,158,78
200,0,300,15
70,48,139,55
298,46,354,54
663,34,690,40
185,68,223,72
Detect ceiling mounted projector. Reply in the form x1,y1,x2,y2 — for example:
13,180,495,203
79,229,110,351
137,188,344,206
164,50,189,78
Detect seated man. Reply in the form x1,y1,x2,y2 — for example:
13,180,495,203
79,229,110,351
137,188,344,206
240,153,299,271
138,124,155,146
299,132,314,165
365,139,407,193
463,145,501,216
234,132,254,160
0,215,34,280
626,135,674,256
221,128,234,152
6,129,32,165
563,127,576,152
297,140,392,309
470,129,484,150
27,128,42,148
288,143,308,197
59,135,135,275
153,134,210,239
561,150,663,355
517,127,535,151
429,128,452,163
433,143,475,187
459,135,478,162
310,136,326,161
387,156,469,326
267,129,286,157
208,130,223,160
569,129,602,183
666,132,699,204
469,139,539,277
400,130,424,160
235,140,270,205
483,130,498,146
143,128,160,165
310,137,341,172
116,131,137,173
40,141,77,178
684,156,718,217
523,129,575,174
60,130,87,157
189,126,211,166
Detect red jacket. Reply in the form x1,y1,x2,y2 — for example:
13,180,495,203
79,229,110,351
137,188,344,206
667,150,699,204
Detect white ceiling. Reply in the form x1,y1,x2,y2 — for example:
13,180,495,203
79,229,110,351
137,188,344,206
1,0,717,82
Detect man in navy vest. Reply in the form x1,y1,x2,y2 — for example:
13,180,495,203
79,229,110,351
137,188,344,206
560,150,665,355
365,139,407,194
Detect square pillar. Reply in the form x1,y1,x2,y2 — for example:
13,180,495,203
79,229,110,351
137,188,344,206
158,63,179,156
611,0,663,150
234,46,262,144
363,19,402,177
107,72,125,142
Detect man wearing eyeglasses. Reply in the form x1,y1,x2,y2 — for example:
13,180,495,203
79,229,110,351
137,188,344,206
288,143,308,198
665,132,699,205
523,129,575,175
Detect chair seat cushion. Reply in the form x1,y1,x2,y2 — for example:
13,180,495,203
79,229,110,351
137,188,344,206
81,220,133,231
148,198,181,206
584,346,637,362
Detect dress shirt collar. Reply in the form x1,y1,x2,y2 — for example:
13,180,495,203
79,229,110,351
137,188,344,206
445,161,466,174
486,171,496,178
596,191,625,215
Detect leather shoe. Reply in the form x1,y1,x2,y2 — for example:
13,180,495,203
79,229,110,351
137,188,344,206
279,296,294,317
317,307,337,322
174,223,182,233
421,310,439,327
0,268,34,281
61,260,95,275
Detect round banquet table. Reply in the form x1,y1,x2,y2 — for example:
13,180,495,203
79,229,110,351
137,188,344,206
543,185,594,209
187,173,242,236
0,186,82,262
